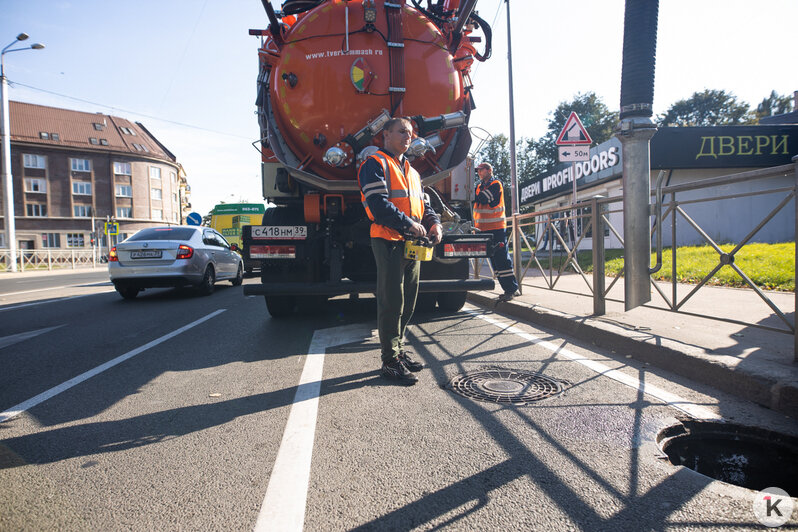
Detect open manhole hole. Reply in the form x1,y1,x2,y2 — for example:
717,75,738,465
657,421,798,493
447,369,563,405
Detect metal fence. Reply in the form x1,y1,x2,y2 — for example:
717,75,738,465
472,158,797,360
0,249,99,272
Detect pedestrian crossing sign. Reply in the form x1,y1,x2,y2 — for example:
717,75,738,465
105,222,119,236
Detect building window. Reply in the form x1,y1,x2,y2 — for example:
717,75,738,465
25,178,47,193
100,139,108,146
73,205,92,217
149,167,162,180
27,204,47,217
152,209,163,220
120,127,137,136
172,193,178,203
42,233,60,248
116,185,132,197
173,212,179,222
39,132,50,140
72,181,92,195
170,171,177,184
116,207,132,218
66,233,85,248
93,123,104,131
23,154,46,169
151,188,162,200
132,143,144,151
71,158,91,172
113,161,131,175
89,137,99,145
51,133,60,141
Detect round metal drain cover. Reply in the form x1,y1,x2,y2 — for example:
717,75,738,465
447,369,563,405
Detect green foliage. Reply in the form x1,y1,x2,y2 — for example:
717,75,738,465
657,89,756,127
755,90,795,121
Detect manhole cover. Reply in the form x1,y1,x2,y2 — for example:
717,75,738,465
657,421,798,492
447,369,563,405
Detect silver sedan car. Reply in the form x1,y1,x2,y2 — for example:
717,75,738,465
108,226,243,299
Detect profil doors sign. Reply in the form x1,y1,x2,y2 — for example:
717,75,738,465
555,112,593,146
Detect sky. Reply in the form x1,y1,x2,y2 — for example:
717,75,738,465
3,0,796,216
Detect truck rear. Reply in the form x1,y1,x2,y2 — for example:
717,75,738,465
243,0,496,316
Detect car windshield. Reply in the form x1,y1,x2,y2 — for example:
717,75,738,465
127,227,196,241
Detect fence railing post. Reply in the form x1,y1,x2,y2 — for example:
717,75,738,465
591,196,606,316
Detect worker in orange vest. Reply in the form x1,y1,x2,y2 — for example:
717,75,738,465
474,162,519,302
358,117,443,385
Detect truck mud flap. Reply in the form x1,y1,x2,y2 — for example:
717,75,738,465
243,278,494,297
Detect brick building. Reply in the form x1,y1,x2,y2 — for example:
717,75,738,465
0,101,191,251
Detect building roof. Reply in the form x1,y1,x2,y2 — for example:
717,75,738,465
760,111,798,125
9,100,176,163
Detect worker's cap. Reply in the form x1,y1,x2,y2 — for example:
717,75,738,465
476,162,492,171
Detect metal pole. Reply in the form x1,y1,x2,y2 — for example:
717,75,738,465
505,0,521,292
591,196,605,315
793,155,797,362
0,71,17,272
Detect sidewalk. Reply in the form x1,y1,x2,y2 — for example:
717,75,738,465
467,268,798,417
0,266,107,280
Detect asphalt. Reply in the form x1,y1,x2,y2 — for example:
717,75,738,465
467,266,798,418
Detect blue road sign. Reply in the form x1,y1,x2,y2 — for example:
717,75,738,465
186,212,203,226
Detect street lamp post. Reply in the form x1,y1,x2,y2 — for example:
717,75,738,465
1,33,45,272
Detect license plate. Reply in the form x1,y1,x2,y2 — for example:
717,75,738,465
130,250,163,259
251,226,307,240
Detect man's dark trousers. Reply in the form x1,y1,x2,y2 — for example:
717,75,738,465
371,237,420,364
487,229,518,294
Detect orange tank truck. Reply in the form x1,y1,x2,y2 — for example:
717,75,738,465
243,0,496,317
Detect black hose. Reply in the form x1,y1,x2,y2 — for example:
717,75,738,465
619,0,659,119
469,11,492,61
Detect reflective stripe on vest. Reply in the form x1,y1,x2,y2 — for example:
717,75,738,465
474,179,507,231
359,151,425,240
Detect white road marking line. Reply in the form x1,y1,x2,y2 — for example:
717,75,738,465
255,323,372,532
0,291,116,312
0,309,227,424
466,306,721,421
0,325,65,350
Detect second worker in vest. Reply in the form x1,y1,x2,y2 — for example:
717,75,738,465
474,162,520,302
358,117,443,385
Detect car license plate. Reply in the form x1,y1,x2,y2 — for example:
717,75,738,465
251,225,307,240
130,250,163,259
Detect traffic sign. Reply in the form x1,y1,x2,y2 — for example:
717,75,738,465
105,222,119,236
186,212,203,226
555,112,592,146
558,145,591,162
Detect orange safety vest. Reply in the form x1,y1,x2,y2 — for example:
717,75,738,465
474,179,507,231
359,150,425,241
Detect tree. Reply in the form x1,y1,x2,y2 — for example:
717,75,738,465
529,92,618,172
755,90,794,120
657,89,755,127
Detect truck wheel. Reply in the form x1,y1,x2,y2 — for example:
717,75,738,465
265,295,296,317
414,293,437,313
437,291,467,312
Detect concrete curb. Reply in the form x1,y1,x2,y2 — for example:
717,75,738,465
467,292,798,418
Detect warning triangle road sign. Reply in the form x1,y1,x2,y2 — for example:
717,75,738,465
555,111,593,145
